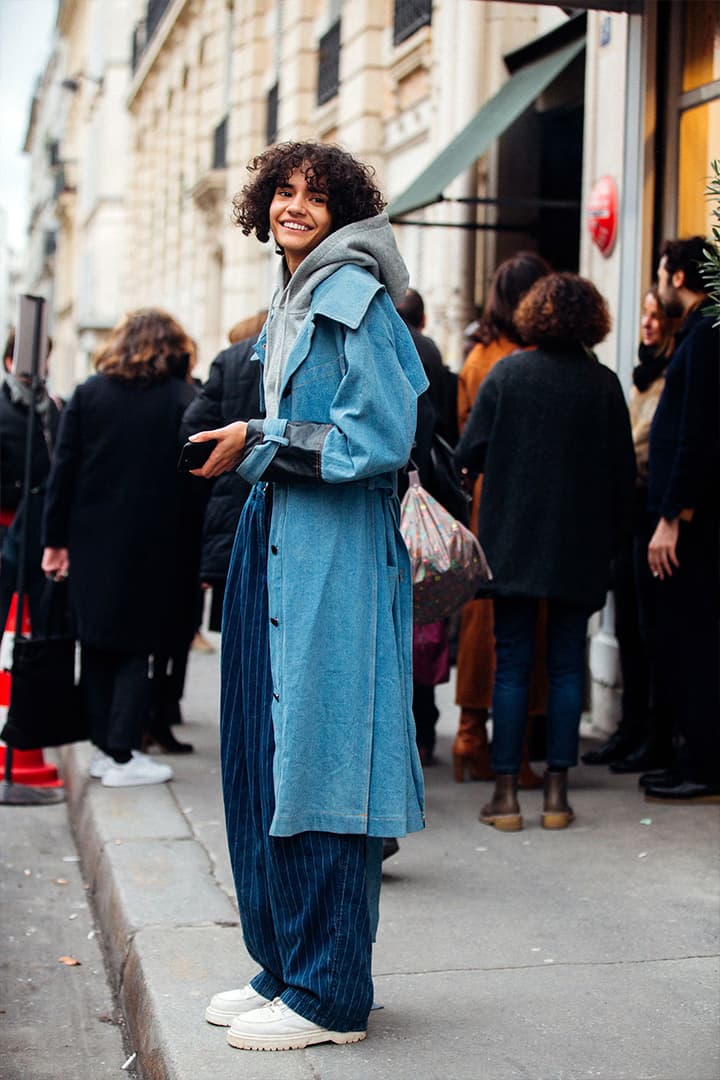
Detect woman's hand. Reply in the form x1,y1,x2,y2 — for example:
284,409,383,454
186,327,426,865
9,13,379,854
648,516,680,580
42,546,70,582
189,422,248,478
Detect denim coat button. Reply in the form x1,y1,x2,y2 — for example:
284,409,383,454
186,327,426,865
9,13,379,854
271,545,278,554
270,617,279,626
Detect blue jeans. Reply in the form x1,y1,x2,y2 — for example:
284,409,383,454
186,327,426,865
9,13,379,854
220,485,376,1033
491,597,589,773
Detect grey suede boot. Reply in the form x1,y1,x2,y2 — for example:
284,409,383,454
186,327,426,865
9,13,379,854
542,769,575,829
479,774,522,831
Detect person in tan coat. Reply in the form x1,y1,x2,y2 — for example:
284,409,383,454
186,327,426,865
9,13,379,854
453,252,550,785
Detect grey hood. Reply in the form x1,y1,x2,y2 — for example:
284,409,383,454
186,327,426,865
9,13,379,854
264,213,409,417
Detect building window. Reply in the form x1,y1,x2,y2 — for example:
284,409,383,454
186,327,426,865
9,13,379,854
266,82,279,145
213,115,228,170
393,0,432,47
677,0,720,237
146,0,171,42
317,20,340,106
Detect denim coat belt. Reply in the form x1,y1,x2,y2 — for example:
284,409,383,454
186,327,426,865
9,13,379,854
236,264,428,837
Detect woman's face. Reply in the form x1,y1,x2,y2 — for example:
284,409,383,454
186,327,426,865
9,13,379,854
640,292,664,347
269,167,333,273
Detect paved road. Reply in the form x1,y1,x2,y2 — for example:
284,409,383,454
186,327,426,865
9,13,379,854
0,796,138,1079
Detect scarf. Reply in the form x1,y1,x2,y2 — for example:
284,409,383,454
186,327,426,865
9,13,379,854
632,342,669,393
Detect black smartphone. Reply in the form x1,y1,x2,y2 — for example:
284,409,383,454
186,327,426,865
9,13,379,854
177,439,217,471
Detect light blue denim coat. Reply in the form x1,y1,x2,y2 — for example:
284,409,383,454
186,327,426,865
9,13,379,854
236,264,428,837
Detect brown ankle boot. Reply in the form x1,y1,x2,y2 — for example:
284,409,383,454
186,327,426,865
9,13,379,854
453,708,493,782
542,769,575,829
479,774,522,831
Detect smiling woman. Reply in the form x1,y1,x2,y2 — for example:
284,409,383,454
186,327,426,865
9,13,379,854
189,142,428,1053
268,171,333,272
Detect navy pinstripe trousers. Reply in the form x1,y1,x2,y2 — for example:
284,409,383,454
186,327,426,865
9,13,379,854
220,484,375,1032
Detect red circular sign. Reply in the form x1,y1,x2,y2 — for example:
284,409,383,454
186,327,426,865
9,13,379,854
586,176,618,257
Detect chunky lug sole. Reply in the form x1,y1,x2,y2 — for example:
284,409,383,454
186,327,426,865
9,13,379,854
542,810,575,830
226,1027,367,1051
479,812,523,832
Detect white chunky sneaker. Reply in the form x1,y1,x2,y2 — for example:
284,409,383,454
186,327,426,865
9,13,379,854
205,984,270,1026
226,998,367,1051
88,750,113,779
101,750,173,788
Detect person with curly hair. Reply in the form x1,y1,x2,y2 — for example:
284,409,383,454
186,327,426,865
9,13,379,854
452,251,550,787
41,309,199,787
189,143,428,1051
456,273,635,831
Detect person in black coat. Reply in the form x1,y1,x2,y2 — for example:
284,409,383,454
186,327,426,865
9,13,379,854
642,236,720,805
456,273,636,831
42,309,199,788
179,332,264,631
396,287,458,445
0,330,62,635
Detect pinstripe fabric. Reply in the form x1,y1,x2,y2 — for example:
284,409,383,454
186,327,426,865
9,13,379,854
220,483,374,1032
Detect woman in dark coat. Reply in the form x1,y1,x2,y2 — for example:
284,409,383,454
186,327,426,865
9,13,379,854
42,309,198,787
456,273,635,830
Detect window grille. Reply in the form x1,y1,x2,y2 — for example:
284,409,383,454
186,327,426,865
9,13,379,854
146,0,171,41
393,0,432,47
266,83,279,145
213,115,228,169
317,20,341,106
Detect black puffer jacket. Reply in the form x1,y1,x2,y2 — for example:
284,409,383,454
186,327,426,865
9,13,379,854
180,337,263,582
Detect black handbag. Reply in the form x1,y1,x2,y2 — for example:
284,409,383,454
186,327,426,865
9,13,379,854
423,433,472,527
1,583,87,750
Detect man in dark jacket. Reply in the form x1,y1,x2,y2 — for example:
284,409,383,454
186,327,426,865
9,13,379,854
643,236,720,805
180,334,263,630
396,288,458,446
0,330,61,634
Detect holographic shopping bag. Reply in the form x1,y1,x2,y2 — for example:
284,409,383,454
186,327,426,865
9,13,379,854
400,471,491,625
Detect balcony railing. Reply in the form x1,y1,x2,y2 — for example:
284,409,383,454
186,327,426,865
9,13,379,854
266,82,279,145
393,0,432,47
212,115,228,169
317,20,340,106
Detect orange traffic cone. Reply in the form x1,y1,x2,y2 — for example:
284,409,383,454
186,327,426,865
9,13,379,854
0,593,64,788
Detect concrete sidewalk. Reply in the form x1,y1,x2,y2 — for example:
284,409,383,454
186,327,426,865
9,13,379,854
59,634,720,1080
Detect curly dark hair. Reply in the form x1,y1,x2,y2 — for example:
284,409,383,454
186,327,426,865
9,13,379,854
514,273,611,350
232,142,386,243
94,308,195,382
479,251,551,346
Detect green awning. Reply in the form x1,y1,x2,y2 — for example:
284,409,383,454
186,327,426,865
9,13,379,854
387,36,585,220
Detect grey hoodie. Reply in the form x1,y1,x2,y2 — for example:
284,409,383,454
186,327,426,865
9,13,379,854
263,213,409,418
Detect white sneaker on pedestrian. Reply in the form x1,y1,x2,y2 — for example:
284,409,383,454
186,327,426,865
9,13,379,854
226,998,367,1051
101,751,173,788
205,984,270,1026
88,749,113,779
